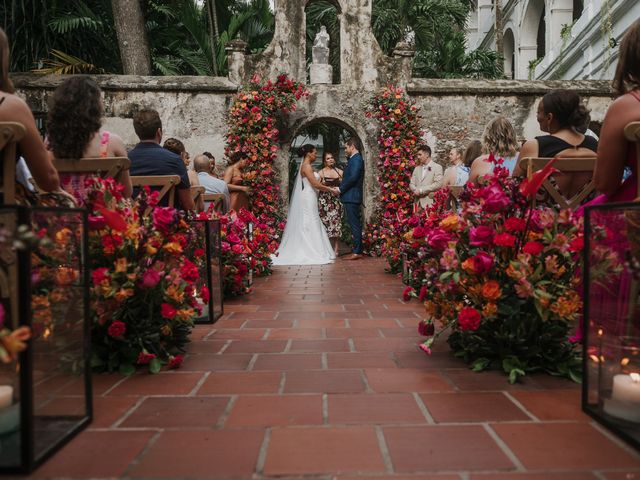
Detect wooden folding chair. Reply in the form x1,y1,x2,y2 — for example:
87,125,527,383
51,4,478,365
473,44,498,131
53,156,130,181
191,186,205,212
0,122,26,205
447,185,464,211
130,175,181,208
517,156,597,209
203,193,226,214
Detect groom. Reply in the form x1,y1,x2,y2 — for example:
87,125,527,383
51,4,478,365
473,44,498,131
337,137,364,261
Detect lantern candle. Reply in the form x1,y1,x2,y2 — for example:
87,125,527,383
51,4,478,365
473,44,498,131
603,373,640,423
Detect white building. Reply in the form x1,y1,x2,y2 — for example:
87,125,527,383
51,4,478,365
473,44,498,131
466,0,640,80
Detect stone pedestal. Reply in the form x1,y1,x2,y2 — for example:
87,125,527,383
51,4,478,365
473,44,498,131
309,64,333,84
225,39,247,85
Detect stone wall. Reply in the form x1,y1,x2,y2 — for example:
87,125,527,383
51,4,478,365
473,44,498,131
13,74,613,219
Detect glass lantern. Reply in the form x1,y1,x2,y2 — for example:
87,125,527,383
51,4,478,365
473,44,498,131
188,219,224,324
208,219,224,322
583,202,640,449
245,221,254,288
0,206,91,473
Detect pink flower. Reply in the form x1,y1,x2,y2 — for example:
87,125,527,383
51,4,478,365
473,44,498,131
232,244,245,254
419,343,432,355
227,233,241,244
141,269,162,288
88,215,106,230
418,285,428,301
458,307,481,331
469,226,494,247
201,285,210,304
427,229,453,251
472,251,494,275
440,248,459,269
161,303,177,319
107,320,126,338
152,207,175,233
412,226,426,239
0,304,4,329
482,185,511,212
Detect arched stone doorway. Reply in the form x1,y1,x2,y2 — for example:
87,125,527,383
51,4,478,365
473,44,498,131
503,28,516,79
518,0,546,78
277,115,372,217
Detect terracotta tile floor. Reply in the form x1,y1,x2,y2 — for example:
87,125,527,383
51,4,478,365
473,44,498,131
27,258,640,479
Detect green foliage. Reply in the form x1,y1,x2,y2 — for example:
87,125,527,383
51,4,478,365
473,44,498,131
448,312,582,384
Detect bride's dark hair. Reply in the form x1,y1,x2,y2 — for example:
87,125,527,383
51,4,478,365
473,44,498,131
298,144,316,157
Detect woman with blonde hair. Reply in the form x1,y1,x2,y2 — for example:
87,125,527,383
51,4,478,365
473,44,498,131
469,116,520,183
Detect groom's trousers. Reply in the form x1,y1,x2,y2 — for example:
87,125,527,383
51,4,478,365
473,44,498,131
344,202,363,254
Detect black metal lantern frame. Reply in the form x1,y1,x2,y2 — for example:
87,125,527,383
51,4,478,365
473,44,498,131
401,252,412,286
189,219,224,325
583,201,640,450
0,206,92,474
245,221,254,288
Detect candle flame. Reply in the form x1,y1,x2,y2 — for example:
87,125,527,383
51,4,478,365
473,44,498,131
597,328,604,336
631,373,640,383
621,358,630,366
589,354,600,363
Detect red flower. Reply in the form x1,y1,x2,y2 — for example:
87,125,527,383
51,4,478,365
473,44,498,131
458,307,481,331
418,285,427,301
482,185,511,213
418,321,435,336
107,320,126,338
92,267,110,285
519,157,559,198
427,229,453,250
98,208,127,232
522,241,544,255
569,236,584,253
152,207,175,233
180,259,199,282
493,233,517,248
161,303,177,319
504,217,526,232
137,351,156,365
168,354,184,369
402,286,414,301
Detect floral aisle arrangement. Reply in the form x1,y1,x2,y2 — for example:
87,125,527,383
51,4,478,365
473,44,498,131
85,178,198,374
225,74,308,264
411,163,583,382
364,85,422,271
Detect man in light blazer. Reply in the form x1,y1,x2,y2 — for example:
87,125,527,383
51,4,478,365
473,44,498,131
409,144,443,210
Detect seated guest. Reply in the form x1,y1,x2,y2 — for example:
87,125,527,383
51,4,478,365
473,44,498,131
223,151,252,211
163,137,203,211
409,144,443,210
0,28,59,195
442,146,469,187
469,116,519,183
203,151,218,178
128,109,195,210
47,76,133,200
515,90,597,199
193,154,230,212
592,18,640,202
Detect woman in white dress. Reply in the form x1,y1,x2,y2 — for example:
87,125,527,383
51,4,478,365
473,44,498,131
272,145,337,265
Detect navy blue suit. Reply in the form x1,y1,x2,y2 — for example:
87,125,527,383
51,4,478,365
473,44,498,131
339,152,364,254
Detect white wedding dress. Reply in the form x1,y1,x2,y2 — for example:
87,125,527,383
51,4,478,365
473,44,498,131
272,166,336,265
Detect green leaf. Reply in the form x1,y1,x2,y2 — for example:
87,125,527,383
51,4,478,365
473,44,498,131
471,357,490,371
149,358,162,374
119,363,136,377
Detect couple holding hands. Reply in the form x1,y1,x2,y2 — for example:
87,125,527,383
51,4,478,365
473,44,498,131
272,138,364,265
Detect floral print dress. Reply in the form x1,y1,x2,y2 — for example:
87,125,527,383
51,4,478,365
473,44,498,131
318,170,343,237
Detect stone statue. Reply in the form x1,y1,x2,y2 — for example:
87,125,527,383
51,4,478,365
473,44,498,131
312,26,330,64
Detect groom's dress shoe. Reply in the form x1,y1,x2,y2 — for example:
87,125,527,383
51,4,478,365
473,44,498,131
344,253,363,261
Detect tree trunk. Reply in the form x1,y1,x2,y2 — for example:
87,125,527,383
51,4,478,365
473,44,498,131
111,0,152,75
205,0,219,76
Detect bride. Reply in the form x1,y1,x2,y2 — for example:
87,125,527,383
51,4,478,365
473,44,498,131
272,144,337,265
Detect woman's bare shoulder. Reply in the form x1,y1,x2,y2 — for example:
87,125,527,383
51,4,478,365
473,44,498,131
0,94,33,122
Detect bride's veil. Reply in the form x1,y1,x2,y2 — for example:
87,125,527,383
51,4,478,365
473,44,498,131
278,162,304,249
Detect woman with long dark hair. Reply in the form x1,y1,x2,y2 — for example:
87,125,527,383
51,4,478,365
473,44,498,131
47,76,132,199
318,151,343,255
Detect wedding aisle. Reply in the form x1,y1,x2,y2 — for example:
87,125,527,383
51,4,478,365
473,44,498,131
27,258,640,479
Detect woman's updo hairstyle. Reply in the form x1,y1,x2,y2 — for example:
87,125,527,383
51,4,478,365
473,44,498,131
542,90,591,130
228,151,248,165
298,144,316,157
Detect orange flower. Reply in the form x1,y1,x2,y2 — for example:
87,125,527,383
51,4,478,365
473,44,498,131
462,258,475,273
146,243,158,255
481,280,502,301
440,214,460,232
161,324,172,336
176,308,195,321
114,258,128,273
482,303,498,317
55,228,72,245
163,242,183,254
165,285,185,303
550,291,581,318
55,267,78,285
115,288,134,302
